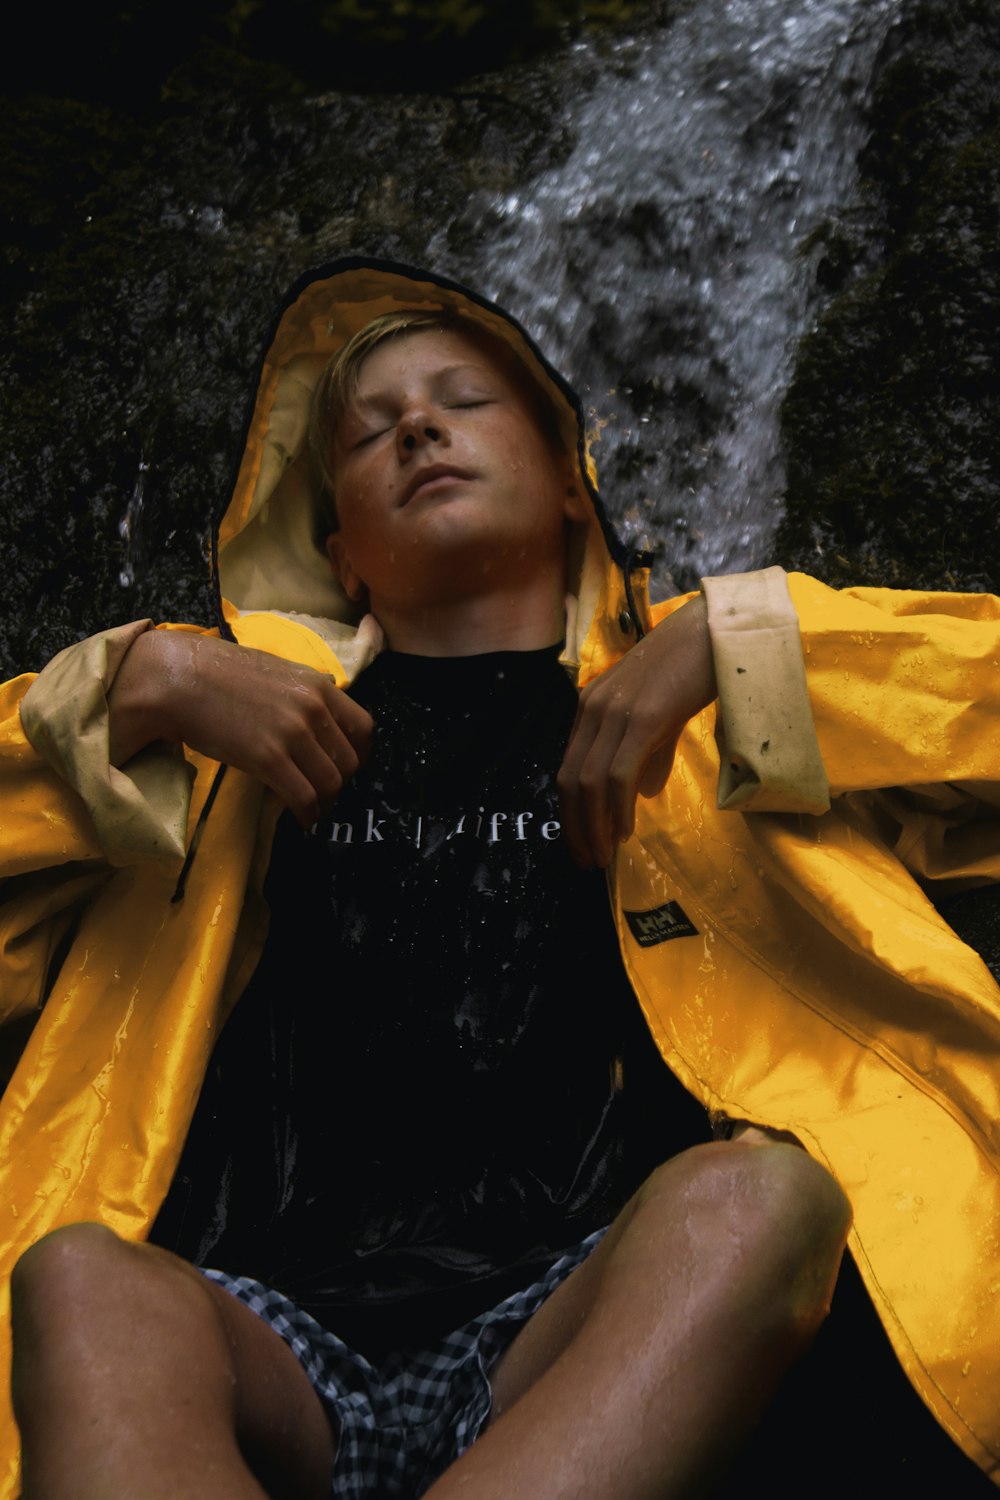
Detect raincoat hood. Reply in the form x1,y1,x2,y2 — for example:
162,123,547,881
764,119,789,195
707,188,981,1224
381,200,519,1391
215,258,650,682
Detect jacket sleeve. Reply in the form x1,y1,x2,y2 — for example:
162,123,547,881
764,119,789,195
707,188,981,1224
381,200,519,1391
789,573,1000,796
16,621,195,867
0,676,107,880
12,609,356,870
702,567,1000,812
0,652,144,1028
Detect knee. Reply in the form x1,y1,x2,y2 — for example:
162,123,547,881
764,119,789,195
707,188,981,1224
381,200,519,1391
706,1137,850,1248
639,1138,850,1246
636,1140,851,1331
11,1222,227,1396
12,1222,126,1327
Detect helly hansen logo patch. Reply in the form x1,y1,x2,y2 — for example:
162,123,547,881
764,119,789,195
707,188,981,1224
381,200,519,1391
624,902,698,948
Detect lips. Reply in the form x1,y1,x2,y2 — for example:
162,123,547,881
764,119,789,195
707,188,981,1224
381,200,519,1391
401,464,476,507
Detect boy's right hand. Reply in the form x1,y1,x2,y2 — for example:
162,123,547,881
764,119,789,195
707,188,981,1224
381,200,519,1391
108,631,373,827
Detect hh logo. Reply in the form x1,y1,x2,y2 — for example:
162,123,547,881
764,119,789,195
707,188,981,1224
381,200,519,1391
624,901,698,948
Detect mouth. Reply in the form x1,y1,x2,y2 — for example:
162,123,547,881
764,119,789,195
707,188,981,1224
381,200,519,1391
401,464,476,507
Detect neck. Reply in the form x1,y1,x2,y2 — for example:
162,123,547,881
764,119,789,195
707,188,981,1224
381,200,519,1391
370,577,568,657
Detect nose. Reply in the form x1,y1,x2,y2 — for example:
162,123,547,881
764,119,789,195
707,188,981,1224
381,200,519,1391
397,406,449,457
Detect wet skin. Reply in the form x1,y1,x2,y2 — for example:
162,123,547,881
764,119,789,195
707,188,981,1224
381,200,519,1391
326,326,586,650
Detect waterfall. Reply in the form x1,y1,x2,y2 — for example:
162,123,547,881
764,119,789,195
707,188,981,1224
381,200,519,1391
11,0,969,677
431,0,900,595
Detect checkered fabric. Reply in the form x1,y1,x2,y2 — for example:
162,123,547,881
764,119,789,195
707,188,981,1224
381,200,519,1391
203,1228,605,1498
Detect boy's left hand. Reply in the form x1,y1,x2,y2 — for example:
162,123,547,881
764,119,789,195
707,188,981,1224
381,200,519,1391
557,594,716,868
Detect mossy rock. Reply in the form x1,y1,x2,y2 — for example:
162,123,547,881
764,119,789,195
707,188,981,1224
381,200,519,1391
776,0,1000,594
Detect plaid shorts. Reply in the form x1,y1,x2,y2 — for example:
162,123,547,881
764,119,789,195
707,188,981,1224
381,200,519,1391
203,1228,605,1499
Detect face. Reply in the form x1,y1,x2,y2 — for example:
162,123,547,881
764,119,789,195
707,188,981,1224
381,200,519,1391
325,327,584,614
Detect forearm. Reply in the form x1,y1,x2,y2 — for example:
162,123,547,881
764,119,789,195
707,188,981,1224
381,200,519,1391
107,629,205,766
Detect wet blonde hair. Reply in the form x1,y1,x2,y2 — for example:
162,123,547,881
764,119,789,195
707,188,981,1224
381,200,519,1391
308,308,564,540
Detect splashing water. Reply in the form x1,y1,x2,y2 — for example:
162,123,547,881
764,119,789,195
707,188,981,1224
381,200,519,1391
0,0,910,678
118,457,150,589
433,0,900,595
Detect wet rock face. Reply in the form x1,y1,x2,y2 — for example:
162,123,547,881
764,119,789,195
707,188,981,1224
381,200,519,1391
0,1,650,106
777,0,1000,593
0,50,575,673
0,0,996,676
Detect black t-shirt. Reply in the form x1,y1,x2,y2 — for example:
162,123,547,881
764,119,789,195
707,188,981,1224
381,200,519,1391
153,646,707,1355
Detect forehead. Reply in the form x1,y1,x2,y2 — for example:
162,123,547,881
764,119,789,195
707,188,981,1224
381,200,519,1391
351,325,526,399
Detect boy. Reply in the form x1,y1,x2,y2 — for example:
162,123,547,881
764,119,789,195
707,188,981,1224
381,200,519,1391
3,263,999,1494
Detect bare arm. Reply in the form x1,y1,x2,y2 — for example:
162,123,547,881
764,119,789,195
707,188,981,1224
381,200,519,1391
108,630,373,828
558,594,716,868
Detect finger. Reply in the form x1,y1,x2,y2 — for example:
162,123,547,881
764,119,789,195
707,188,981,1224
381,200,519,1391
557,706,604,867
314,715,362,782
277,684,369,782
562,678,641,866
289,721,368,821
574,715,632,870
605,736,643,851
263,751,343,829
323,686,374,764
282,676,371,755
250,715,350,826
605,733,678,849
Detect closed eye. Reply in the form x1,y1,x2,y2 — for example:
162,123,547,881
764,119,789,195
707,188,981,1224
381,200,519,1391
353,427,391,449
351,398,491,447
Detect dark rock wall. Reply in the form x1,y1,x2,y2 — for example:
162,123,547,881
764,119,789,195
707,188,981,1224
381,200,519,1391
1,0,997,677
1,21,587,672
777,0,1000,593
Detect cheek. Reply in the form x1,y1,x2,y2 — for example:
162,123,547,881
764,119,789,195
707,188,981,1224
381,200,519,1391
336,469,384,540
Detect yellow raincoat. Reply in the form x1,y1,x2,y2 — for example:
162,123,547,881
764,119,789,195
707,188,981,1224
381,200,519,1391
2,262,1000,1492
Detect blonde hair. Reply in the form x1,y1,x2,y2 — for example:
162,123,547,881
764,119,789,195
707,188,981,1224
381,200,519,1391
308,308,563,539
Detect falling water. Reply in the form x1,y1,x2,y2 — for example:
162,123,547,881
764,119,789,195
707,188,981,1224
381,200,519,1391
118,457,149,589
8,0,964,677
431,0,900,595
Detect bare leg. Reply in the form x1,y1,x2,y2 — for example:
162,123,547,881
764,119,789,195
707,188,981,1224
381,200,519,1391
10,1223,335,1500
427,1139,851,1500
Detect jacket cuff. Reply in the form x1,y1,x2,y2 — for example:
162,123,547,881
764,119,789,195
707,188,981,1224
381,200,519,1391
702,567,830,814
19,622,194,864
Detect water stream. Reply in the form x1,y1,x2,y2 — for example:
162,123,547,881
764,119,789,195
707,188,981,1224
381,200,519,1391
432,0,900,595
9,0,982,677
